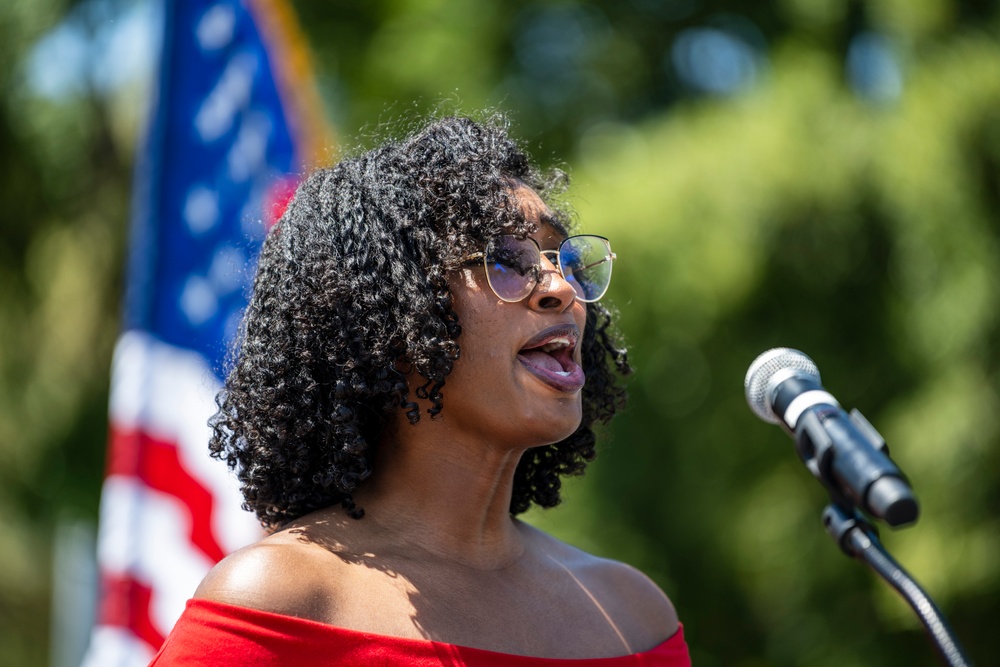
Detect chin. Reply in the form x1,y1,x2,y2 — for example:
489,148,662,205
521,402,584,447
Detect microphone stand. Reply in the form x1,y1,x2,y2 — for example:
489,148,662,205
822,504,973,667
790,407,973,665
745,350,974,664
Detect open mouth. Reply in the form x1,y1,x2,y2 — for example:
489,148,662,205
517,325,586,393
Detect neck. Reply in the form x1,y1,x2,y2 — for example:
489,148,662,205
352,424,528,570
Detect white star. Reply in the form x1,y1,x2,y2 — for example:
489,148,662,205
228,110,272,182
183,186,219,235
208,245,247,295
179,276,218,326
194,51,258,142
196,4,236,52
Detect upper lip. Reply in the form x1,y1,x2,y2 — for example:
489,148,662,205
519,323,580,356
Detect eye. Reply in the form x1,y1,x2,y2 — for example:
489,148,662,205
490,248,534,276
486,236,539,277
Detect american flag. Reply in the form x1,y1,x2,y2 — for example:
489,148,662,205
82,0,327,663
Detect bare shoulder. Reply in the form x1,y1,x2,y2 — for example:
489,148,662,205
585,557,680,635
194,519,350,621
519,521,680,646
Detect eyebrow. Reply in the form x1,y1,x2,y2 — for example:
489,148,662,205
536,230,567,252
538,211,571,241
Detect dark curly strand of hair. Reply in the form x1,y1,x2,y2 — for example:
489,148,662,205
210,115,631,529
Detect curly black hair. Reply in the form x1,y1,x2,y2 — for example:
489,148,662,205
210,115,631,529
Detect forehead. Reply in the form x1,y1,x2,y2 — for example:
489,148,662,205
511,182,567,244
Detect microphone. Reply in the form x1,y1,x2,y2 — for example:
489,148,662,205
745,348,919,527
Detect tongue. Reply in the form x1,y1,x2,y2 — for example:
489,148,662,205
519,350,564,373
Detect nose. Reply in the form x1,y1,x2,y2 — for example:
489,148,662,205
526,251,578,311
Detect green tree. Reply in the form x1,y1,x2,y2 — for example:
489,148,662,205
531,25,1000,667
0,0,133,663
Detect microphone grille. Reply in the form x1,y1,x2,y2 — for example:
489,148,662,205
744,348,821,424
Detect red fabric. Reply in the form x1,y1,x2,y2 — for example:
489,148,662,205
98,572,165,650
149,599,692,667
107,425,227,562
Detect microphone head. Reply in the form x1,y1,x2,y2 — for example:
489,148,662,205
745,348,821,424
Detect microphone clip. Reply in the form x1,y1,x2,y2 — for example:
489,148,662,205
794,406,918,528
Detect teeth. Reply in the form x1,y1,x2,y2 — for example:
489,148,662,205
540,336,572,352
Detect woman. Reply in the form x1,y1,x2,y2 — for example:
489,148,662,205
150,115,690,665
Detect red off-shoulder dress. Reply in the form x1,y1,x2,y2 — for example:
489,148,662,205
149,599,691,666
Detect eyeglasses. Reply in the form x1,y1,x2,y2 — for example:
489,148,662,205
463,234,616,303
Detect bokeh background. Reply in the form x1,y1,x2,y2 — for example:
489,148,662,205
3,0,1000,665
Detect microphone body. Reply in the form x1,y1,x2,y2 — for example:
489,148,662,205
746,348,918,527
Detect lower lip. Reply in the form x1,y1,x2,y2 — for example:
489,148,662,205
517,355,586,393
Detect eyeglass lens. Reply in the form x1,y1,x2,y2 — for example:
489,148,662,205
483,235,613,303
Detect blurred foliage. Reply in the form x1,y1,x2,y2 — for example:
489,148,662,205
530,21,1000,667
1,0,130,664
3,0,1000,665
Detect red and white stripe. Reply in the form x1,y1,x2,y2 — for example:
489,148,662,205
82,330,261,666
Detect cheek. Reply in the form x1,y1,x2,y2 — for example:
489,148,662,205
456,311,509,372
447,277,510,372
449,271,506,332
